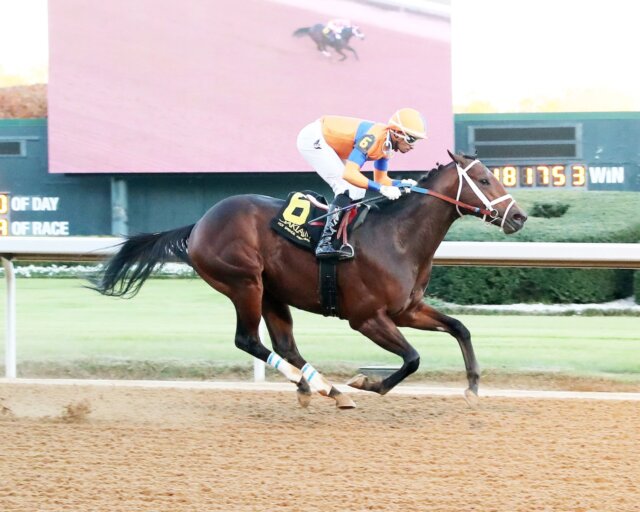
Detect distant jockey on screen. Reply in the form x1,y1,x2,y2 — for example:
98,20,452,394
322,18,350,43
296,108,428,260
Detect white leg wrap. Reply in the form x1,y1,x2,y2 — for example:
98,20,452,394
267,353,303,383
302,363,333,395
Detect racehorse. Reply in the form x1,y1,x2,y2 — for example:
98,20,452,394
293,23,365,61
92,152,527,409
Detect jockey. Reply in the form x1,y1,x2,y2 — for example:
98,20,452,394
296,108,427,260
322,18,350,43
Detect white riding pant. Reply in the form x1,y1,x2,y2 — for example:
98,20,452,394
296,120,366,201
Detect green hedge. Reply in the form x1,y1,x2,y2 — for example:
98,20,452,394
427,267,634,305
427,191,639,304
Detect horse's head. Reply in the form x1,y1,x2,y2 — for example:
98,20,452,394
343,25,365,41
446,150,527,234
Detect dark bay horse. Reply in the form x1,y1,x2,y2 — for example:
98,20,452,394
92,152,527,409
293,23,365,61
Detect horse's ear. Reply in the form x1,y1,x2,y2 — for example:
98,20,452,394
447,149,458,162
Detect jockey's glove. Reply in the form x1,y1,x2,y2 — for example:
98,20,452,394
380,185,402,200
399,179,418,188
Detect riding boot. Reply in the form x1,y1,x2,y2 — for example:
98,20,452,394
315,193,354,260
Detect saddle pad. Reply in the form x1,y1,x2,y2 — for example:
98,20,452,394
270,191,328,250
270,191,369,252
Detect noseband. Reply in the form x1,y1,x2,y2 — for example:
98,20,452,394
454,160,516,230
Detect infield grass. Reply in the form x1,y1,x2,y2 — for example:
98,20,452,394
0,278,638,382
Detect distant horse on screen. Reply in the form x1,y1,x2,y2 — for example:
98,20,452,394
293,23,365,61
91,152,527,409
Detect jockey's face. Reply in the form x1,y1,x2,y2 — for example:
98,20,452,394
390,131,418,153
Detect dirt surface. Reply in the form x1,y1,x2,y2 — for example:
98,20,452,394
1,383,638,511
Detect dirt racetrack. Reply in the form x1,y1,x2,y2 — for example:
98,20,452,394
1,383,638,512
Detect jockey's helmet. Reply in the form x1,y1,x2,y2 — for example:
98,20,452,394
332,18,351,28
388,108,427,140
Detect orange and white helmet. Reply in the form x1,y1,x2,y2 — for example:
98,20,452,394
388,108,427,140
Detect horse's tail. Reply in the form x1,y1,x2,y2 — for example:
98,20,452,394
293,27,310,37
90,224,195,298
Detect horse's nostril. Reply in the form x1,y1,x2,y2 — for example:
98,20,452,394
513,212,528,224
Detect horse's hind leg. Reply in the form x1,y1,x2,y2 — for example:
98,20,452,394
230,281,275,367
230,281,315,394
261,296,311,406
317,43,330,57
262,296,356,409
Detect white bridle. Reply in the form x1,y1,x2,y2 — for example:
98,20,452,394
455,160,517,231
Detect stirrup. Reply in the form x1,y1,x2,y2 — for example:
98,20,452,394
338,243,354,260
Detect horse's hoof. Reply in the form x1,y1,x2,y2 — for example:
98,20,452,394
335,394,357,410
464,388,480,408
297,390,312,408
346,373,368,390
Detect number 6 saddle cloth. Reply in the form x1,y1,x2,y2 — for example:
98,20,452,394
270,191,369,253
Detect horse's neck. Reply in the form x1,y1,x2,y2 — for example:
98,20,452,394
395,193,457,262
365,171,459,267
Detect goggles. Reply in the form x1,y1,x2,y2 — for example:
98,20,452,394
393,130,420,146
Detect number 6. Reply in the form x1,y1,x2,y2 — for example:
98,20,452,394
282,193,311,224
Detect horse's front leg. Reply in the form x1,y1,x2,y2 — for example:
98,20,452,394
346,45,358,60
347,310,420,395
395,302,480,405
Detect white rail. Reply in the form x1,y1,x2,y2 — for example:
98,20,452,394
1,236,639,378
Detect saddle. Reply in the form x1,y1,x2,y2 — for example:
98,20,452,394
270,191,369,254
270,191,370,318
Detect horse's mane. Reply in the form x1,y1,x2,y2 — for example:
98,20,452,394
416,161,450,187
370,160,453,215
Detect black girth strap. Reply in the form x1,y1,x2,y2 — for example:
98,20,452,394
318,260,339,317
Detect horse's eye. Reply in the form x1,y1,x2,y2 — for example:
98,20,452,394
479,179,490,185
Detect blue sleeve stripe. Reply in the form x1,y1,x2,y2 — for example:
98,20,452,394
347,149,367,166
347,121,375,166
355,121,375,142
367,180,381,191
374,158,388,171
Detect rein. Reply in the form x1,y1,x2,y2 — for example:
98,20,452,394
308,159,516,227
409,185,495,217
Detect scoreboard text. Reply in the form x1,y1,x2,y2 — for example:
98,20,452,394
0,193,70,236
490,164,587,188
0,193,9,236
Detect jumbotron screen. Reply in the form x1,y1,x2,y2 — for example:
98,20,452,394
48,0,452,173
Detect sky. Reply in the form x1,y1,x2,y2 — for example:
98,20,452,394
451,0,640,112
1,0,639,113
0,0,48,86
